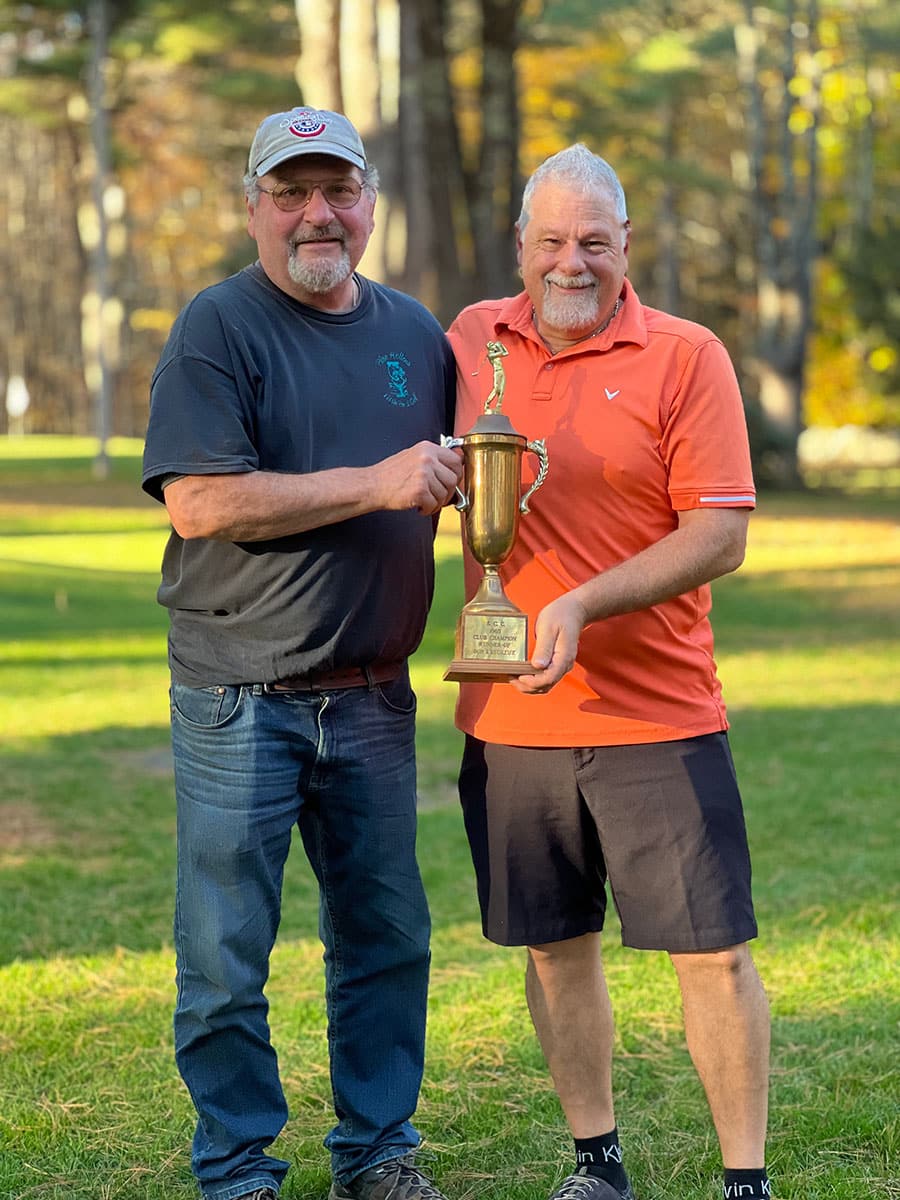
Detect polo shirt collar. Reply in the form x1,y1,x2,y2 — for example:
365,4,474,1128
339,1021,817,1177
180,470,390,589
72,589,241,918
491,277,648,353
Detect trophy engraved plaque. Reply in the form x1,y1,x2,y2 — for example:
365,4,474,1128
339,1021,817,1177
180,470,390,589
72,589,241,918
442,340,549,683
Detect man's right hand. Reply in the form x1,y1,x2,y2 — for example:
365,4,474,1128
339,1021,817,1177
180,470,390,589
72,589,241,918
371,441,464,516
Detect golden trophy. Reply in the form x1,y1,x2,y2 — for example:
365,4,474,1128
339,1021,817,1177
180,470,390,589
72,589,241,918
442,340,549,683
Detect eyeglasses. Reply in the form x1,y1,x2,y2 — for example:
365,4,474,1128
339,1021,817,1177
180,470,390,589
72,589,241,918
256,178,364,212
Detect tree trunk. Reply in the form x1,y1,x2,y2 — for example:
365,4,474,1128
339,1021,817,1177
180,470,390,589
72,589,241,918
295,0,343,108
88,0,116,477
736,0,819,487
0,114,88,435
412,0,472,322
471,0,522,300
655,91,681,314
397,2,431,297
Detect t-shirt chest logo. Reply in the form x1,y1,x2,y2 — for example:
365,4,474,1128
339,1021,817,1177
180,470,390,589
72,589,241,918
378,351,419,407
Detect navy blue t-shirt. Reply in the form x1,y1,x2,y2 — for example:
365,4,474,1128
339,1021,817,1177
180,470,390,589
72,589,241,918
142,263,455,687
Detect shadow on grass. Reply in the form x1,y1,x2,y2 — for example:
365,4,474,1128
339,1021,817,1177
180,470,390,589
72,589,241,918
0,717,469,966
712,561,900,650
0,566,166,644
0,697,896,969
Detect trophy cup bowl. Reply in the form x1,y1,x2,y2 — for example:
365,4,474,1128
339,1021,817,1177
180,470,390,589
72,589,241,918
442,411,548,683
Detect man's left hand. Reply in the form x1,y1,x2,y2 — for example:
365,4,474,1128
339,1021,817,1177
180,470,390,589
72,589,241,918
510,592,587,694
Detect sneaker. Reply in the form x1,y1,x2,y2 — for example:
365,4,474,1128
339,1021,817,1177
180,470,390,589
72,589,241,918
329,1156,448,1200
235,1190,278,1200
548,1167,635,1200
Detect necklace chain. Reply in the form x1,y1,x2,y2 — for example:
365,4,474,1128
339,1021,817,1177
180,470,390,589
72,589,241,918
584,296,620,339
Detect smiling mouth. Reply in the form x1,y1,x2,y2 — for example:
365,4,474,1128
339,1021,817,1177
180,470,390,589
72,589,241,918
546,277,595,291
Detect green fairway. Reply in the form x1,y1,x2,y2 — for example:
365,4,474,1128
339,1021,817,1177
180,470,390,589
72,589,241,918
0,438,897,1199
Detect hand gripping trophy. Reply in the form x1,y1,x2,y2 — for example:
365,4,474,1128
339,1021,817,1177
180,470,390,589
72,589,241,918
442,341,548,683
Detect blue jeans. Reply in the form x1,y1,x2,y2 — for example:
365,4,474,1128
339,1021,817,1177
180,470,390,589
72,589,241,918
170,672,430,1200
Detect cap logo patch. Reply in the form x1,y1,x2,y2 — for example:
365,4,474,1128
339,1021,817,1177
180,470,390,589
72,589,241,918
286,111,328,139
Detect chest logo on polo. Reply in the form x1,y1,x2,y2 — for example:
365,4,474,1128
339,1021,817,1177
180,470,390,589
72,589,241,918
378,352,419,407
605,387,620,400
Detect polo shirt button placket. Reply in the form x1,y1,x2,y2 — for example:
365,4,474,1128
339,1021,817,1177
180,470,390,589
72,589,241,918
534,358,556,402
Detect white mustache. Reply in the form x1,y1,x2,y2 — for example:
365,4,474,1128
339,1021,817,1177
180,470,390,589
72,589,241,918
544,273,596,289
291,224,346,247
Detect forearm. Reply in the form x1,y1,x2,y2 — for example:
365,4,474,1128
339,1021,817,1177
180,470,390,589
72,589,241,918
164,468,382,541
572,513,748,624
163,439,464,541
515,508,750,694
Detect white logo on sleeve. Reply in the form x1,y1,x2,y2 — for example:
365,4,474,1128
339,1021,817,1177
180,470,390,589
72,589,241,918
604,387,620,400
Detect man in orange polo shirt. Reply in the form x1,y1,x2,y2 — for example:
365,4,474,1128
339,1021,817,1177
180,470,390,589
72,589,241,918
447,145,770,1200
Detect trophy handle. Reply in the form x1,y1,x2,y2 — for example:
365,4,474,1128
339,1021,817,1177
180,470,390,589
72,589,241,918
440,435,469,511
520,438,548,514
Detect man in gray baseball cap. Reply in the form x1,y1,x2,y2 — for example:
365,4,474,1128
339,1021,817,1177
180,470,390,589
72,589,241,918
144,105,461,1200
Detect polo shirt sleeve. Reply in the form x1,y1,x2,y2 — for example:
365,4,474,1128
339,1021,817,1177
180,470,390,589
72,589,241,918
662,336,756,511
142,296,259,503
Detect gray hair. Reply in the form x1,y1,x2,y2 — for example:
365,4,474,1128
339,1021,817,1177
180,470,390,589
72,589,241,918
518,143,628,230
243,161,380,204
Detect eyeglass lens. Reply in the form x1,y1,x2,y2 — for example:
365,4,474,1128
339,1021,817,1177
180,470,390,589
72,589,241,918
271,180,362,211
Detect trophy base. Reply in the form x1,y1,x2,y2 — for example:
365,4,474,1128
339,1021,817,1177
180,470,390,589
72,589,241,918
443,597,537,684
443,658,538,684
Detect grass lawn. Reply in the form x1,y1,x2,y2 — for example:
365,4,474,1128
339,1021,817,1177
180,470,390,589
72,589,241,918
0,437,897,1200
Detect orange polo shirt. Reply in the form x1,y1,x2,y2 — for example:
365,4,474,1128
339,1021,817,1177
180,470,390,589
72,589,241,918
446,278,756,748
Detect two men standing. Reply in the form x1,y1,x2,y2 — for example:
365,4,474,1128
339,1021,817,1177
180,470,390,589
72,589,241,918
145,110,769,1200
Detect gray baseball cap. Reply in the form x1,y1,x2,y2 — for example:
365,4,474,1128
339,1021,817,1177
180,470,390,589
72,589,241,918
248,107,367,177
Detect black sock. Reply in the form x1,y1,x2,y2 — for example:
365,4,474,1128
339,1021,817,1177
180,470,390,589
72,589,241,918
574,1128,629,1194
723,1168,771,1199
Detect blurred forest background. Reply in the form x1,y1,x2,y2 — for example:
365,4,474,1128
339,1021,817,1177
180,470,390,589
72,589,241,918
0,0,897,486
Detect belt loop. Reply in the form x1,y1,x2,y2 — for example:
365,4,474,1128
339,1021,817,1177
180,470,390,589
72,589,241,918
364,664,376,690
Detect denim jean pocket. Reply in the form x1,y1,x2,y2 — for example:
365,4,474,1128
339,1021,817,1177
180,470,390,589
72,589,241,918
375,673,417,716
170,682,244,729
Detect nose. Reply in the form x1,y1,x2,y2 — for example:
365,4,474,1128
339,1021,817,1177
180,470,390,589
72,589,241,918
556,241,589,274
301,184,336,224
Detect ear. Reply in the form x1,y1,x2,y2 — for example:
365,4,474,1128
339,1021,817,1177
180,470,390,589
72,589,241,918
515,222,524,269
246,195,257,239
622,220,631,254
